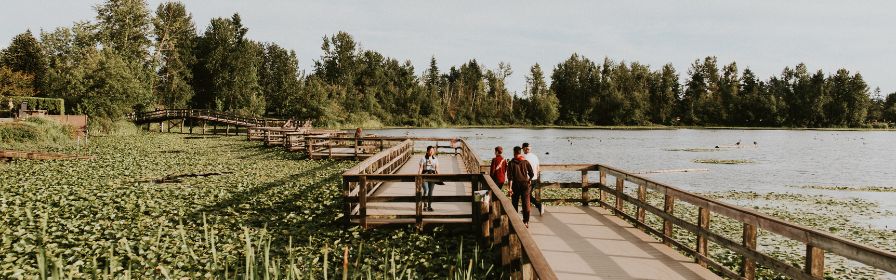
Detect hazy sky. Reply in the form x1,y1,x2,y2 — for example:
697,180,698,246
2,1,894,95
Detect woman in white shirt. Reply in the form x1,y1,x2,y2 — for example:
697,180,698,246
418,146,439,211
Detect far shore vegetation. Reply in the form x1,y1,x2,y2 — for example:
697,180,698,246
2,0,896,132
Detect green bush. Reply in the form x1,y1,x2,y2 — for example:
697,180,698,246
1,96,66,115
0,116,74,148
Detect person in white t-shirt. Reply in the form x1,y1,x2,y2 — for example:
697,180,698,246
418,146,439,212
522,142,544,215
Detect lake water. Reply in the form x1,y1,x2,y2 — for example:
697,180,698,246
370,128,896,229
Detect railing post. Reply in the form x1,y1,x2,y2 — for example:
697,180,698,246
415,175,423,230
581,170,589,206
805,245,825,279
500,214,511,275
509,231,523,280
359,176,368,229
662,194,675,246
741,223,757,279
696,207,710,266
636,184,646,223
615,177,624,215
471,175,481,234
599,169,607,203
343,178,351,227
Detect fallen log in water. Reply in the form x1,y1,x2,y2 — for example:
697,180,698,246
0,150,94,160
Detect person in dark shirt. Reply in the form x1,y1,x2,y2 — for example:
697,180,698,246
506,146,534,226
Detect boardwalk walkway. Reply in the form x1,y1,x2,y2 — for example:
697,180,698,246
360,154,473,225
530,206,721,280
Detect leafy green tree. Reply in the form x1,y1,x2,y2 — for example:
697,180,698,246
0,66,35,96
95,0,153,62
525,63,559,125
719,62,740,124
77,49,153,118
193,14,264,115
825,69,869,127
154,1,196,109
647,64,679,124
882,92,896,123
259,43,301,116
40,23,97,112
0,30,47,94
551,54,598,124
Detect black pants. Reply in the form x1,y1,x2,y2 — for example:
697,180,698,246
511,181,531,223
530,179,542,211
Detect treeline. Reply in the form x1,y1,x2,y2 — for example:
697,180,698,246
1,0,895,128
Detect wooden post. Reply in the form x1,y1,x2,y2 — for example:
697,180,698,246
500,215,511,274
308,139,314,160
189,120,193,134
491,199,501,246
637,184,646,223
805,245,824,278
159,121,163,132
615,177,624,215
202,121,206,134
599,169,607,203
343,178,351,227
213,123,217,135
741,223,757,279
328,141,333,159
359,176,368,229
471,176,481,234
696,207,710,266
225,124,230,135
581,170,589,206
180,119,184,133
415,175,423,230
354,138,359,160
509,232,523,279
663,195,675,246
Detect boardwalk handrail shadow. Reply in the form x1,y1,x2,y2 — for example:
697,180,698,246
343,138,558,280
492,163,896,280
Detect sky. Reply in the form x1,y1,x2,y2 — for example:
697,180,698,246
2,0,894,96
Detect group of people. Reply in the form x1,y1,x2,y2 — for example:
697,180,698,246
490,143,543,227
416,142,544,227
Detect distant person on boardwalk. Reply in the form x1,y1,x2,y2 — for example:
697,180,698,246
489,146,507,186
507,146,535,227
522,142,544,215
418,146,439,212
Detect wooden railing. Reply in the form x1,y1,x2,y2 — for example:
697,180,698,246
306,136,407,160
342,138,557,279
129,109,294,127
498,163,896,280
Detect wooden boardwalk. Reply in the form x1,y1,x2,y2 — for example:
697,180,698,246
357,154,473,225
530,206,721,280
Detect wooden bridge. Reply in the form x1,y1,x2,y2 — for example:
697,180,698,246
130,110,896,280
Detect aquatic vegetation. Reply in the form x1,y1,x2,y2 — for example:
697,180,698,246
693,159,755,164
792,185,896,192
0,133,496,279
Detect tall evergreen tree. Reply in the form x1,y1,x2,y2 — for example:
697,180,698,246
259,43,301,116
193,14,264,114
525,63,559,125
647,64,679,124
154,1,196,109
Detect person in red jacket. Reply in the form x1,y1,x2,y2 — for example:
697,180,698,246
489,146,507,186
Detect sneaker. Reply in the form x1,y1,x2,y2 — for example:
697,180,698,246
427,206,434,212
539,205,545,216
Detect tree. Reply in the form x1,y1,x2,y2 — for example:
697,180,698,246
154,1,196,109
719,62,740,124
259,43,301,116
648,64,679,124
551,54,598,124
825,69,869,127
882,92,896,123
0,66,35,96
525,63,559,125
0,30,47,94
193,14,264,115
40,22,97,112
77,49,153,118
95,0,153,62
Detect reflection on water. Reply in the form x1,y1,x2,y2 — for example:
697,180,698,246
370,128,896,227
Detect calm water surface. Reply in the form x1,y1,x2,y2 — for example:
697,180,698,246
370,128,896,228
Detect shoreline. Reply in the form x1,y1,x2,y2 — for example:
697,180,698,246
337,124,896,131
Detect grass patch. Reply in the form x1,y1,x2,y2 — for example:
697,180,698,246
0,133,496,279
0,117,75,150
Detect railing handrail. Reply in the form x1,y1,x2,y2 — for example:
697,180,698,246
509,162,896,278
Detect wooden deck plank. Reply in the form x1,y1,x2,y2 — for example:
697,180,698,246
529,206,722,280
